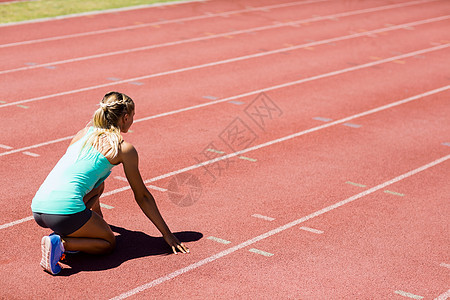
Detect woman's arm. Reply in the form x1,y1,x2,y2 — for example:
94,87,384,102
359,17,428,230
120,142,189,254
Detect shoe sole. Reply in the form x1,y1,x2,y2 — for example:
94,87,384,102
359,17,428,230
40,236,60,275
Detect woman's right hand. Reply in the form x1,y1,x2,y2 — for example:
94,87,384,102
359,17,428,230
163,233,190,254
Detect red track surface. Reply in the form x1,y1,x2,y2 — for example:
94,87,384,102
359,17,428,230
0,0,449,299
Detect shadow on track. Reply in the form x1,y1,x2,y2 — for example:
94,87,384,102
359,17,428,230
59,225,203,276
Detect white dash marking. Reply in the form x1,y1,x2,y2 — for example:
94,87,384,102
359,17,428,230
203,96,218,100
22,151,40,157
100,203,114,209
252,214,275,221
434,289,450,300
207,236,231,244
439,262,450,269
442,142,450,147
0,144,13,150
343,123,362,128
313,117,333,122
146,185,168,192
114,176,128,181
299,226,324,234
394,290,424,299
248,248,274,257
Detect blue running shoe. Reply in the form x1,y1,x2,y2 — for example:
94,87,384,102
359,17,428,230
49,232,79,254
40,234,65,275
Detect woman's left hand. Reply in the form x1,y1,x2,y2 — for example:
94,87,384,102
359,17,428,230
163,233,190,254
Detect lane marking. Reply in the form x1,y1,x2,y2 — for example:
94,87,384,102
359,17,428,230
228,100,244,105
0,135,74,157
252,214,275,221
207,236,231,244
206,148,225,154
0,216,34,230
384,190,405,196
440,263,450,269
107,77,121,81
2,86,448,228
0,0,327,44
111,153,450,299
202,96,218,100
1,4,445,75
239,156,257,162
435,289,450,300
100,203,114,209
394,290,424,299
442,142,450,147
115,175,166,192
22,151,39,157
0,144,13,150
0,101,6,103
313,117,333,122
2,18,448,109
343,123,362,128
346,181,367,188
248,248,274,257
16,105,29,109
299,226,324,234
129,81,144,86
146,185,168,192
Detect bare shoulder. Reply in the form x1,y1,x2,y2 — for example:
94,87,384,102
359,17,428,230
69,127,90,146
119,141,138,162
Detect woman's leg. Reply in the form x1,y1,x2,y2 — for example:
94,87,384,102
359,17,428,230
62,182,115,254
62,212,116,255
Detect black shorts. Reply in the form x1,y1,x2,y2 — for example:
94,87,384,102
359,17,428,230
33,208,92,236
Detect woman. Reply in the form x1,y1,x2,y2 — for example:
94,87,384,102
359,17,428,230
31,92,189,275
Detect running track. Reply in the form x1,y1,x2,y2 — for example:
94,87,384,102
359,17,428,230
0,0,449,299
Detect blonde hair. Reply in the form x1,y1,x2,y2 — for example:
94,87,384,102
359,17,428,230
82,92,135,158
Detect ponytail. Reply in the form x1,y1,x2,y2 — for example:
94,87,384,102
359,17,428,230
82,92,134,158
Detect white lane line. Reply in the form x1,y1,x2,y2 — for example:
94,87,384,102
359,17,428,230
114,176,128,181
0,216,33,230
100,203,114,209
394,290,424,299
0,0,327,47
248,248,274,257
434,289,450,300
0,16,448,110
0,0,436,75
0,135,73,157
0,144,13,150
207,236,231,244
440,263,450,269
252,214,275,221
299,226,324,234
111,154,450,299
22,151,40,157
1,86,448,229
146,185,168,192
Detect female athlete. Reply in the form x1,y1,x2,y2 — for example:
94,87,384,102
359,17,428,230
31,91,189,275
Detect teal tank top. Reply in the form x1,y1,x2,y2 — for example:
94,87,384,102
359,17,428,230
31,127,115,214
